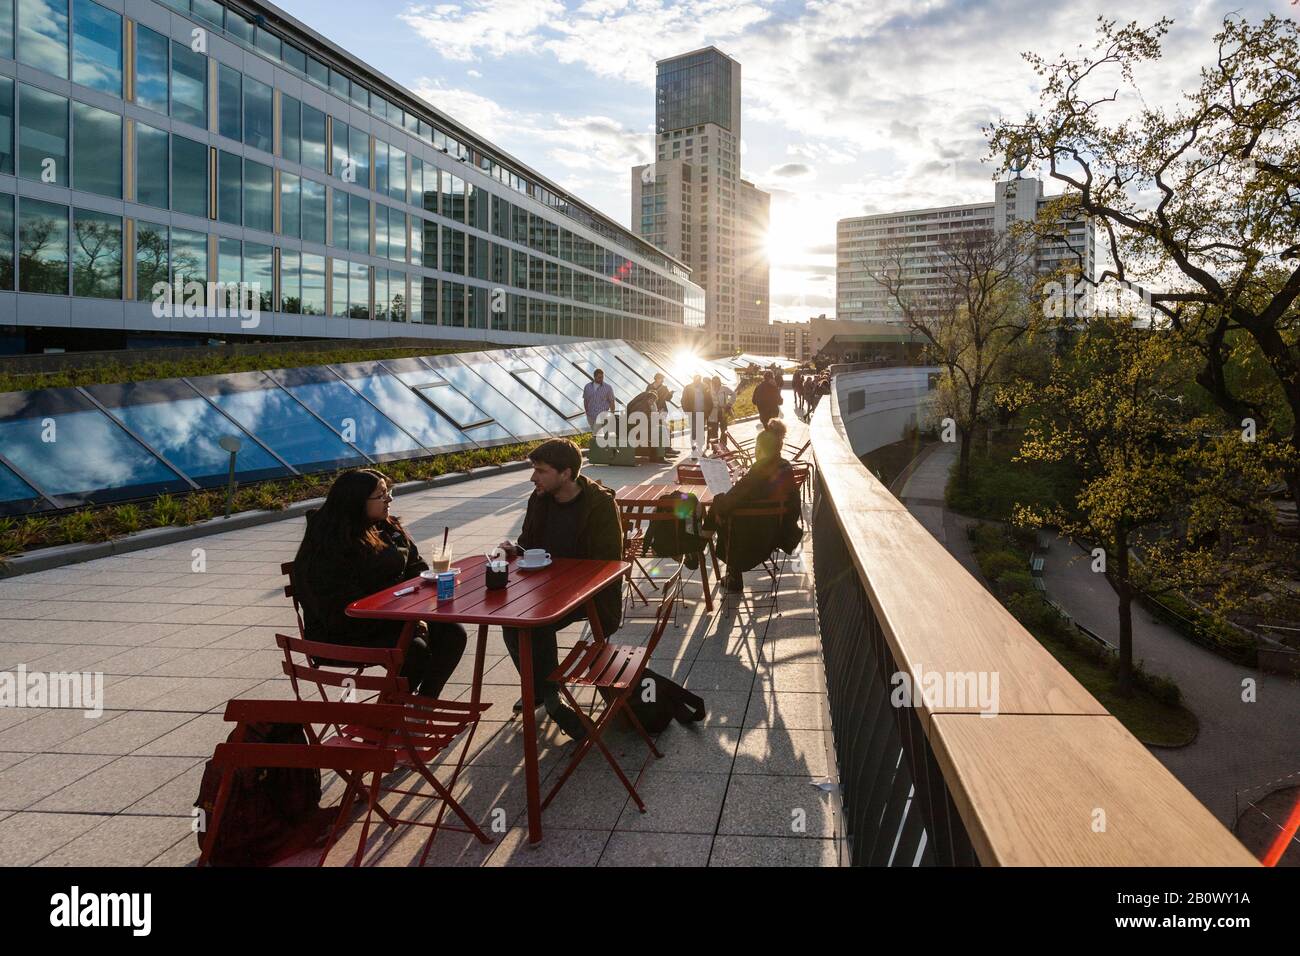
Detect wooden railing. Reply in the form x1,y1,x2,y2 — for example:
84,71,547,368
811,386,1259,866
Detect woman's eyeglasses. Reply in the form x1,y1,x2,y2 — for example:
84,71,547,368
368,491,394,503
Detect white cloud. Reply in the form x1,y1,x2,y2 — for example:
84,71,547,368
395,0,1279,322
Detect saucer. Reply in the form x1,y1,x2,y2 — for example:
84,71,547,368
516,558,552,570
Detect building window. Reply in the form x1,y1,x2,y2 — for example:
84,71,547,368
171,225,206,288
134,25,168,115
301,252,325,315
243,75,273,153
18,0,68,79
0,78,12,174
301,178,326,245
170,133,207,219
0,193,14,289
19,84,67,186
280,171,300,238
71,0,120,95
243,158,273,233
170,40,206,128
71,206,120,298
71,100,120,197
331,118,348,177
301,103,327,172
349,193,368,253
19,196,68,294
244,240,272,312
218,149,241,225
218,64,241,140
348,260,368,318
134,219,167,301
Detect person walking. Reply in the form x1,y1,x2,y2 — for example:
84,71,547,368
707,375,734,445
680,374,713,457
753,370,783,428
792,369,805,416
582,368,616,433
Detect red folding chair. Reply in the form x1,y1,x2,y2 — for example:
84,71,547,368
274,633,492,863
718,499,794,612
542,577,682,814
281,561,307,639
618,501,687,619
200,698,405,868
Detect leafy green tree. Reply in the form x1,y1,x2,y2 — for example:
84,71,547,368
988,14,1300,508
1006,317,1287,693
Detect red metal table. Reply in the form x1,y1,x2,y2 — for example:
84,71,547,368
346,553,628,845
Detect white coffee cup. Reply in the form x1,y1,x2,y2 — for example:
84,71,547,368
522,549,550,565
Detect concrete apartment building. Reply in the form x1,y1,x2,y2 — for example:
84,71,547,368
632,47,770,354
837,177,1095,323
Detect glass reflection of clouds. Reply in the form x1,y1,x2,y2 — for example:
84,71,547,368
428,358,559,440
331,364,475,452
0,404,184,499
518,348,592,400
268,370,426,461
197,376,364,471
0,460,43,512
101,394,286,485
511,368,584,422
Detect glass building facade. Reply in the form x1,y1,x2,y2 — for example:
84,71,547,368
655,48,734,135
0,0,706,354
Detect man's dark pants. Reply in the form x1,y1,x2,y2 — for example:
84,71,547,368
501,608,585,701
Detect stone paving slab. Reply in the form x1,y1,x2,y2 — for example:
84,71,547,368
0,415,841,866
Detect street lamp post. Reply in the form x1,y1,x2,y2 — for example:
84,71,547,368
218,435,241,519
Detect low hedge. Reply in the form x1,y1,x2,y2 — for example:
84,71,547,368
0,344,473,393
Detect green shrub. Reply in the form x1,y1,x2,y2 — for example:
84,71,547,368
109,504,143,534
59,510,99,544
995,569,1035,597
152,495,182,525
979,549,1024,581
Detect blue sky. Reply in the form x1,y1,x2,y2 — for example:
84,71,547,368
276,0,1287,323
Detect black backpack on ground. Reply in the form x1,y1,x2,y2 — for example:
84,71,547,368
195,722,338,867
607,668,707,734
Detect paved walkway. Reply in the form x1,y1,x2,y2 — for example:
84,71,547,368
898,443,1300,828
0,415,838,866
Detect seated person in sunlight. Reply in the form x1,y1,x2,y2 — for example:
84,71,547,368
293,469,466,698
706,421,804,592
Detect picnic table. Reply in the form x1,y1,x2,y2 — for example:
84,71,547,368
346,553,628,845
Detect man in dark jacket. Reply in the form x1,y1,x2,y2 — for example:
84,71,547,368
499,439,623,739
680,374,714,456
706,421,803,591
753,371,783,427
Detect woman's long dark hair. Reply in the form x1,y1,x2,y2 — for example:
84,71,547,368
294,469,404,573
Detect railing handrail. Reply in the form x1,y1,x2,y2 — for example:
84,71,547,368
811,385,1258,866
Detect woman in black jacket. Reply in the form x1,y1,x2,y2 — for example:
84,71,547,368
707,421,803,591
293,469,466,698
